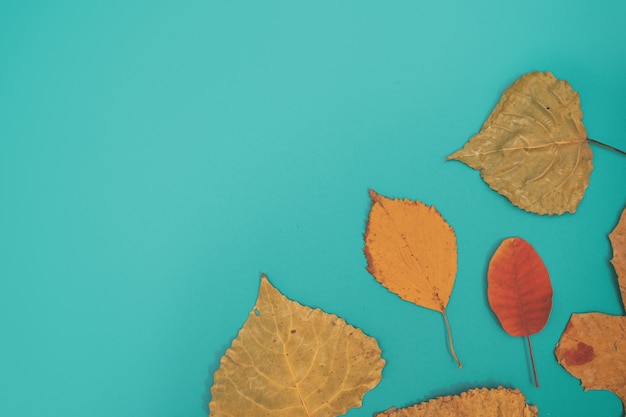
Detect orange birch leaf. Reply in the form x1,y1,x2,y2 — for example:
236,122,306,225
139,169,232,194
555,207,626,412
209,274,385,417
363,189,461,367
374,387,538,417
488,237,553,387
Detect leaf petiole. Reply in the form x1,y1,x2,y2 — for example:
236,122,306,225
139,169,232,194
442,309,462,368
587,138,626,156
526,335,539,388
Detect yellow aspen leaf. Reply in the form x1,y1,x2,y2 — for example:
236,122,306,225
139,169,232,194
209,274,385,417
363,189,461,367
555,207,626,412
374,387,538,417
447,71,593,215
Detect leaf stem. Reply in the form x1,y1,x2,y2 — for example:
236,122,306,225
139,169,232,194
526,335,539,388
587,138,626,156
442,309,462,368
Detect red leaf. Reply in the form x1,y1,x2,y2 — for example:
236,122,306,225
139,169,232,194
488,237,553,336
487,237,553,387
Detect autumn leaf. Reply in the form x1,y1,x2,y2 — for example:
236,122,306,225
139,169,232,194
555,207,626,412
488,237,553,387
447,71,593,215
612,207,626,304
363,189,461,367
209,274,385,417
374,387,538,417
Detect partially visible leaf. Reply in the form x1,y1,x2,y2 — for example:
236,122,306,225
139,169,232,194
447,71,593,215
611,207,626,305
363,189,461,367
555,207,626,412
209,274,385,417
488,237,553,387
555,313,626,410
374,387,538,417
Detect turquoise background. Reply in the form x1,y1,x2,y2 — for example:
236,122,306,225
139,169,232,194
1,1,625,416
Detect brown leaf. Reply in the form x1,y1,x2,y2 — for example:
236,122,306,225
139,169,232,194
555,314,626,408
611,208,626,306
209,274,385,417
447,71,593,215
363,189,461,367
555,207,626,412
374,387,538,417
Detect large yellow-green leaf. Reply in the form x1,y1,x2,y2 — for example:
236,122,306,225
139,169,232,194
448,71,593,215
209,275,385,417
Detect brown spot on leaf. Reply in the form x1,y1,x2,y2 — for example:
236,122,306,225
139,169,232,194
563,342,595,366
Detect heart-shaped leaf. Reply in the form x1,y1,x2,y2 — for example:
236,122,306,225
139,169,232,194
209,274,385,417
448,71,593,215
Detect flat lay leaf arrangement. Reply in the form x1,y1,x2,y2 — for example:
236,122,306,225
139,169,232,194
555,207,626,413
208,71,625,416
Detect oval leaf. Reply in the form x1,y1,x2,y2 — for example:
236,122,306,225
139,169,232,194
209,275,385,417
364,190,457,313
488,237,553,337
448,71,593,215
364,189,461,366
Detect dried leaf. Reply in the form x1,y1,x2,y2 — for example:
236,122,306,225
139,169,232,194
363,189,461,367
555,207,626,412
209,274,385,417
447,71,593,215
374,387,538,417
611,208,626,305
555,314,626,408
488,237,553,387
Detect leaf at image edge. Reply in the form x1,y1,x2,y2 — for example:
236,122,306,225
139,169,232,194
555,207,626,413
209,274,385,417
374,387,538,417
610,207,626,307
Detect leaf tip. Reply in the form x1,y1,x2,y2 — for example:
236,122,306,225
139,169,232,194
446,150,460,161
258,273,278,301
368,188,381,201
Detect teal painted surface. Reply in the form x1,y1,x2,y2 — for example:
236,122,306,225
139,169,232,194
1,1,625,416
